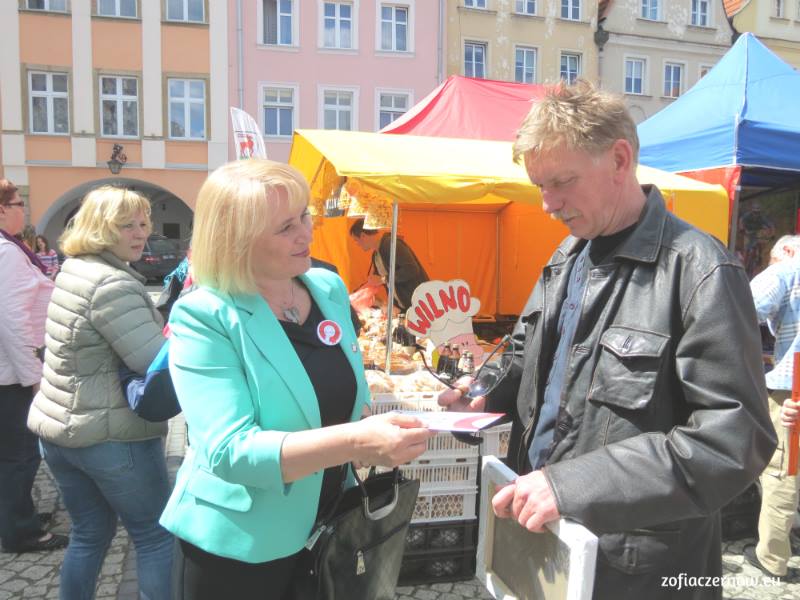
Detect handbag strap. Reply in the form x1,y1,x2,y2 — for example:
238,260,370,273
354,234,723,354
351,465,401,521
305,464,401,550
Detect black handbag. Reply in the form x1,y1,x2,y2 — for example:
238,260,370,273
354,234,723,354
295,466,420,600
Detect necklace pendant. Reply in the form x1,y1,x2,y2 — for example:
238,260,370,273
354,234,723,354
284,306,301,324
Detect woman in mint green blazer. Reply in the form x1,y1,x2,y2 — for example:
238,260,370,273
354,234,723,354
160,160,432,600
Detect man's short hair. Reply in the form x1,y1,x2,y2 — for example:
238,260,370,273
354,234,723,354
512,80,639,164
770,234,800,261
349,218,379,238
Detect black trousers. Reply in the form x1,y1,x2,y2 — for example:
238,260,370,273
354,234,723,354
0,384,44,550
175,539,308,600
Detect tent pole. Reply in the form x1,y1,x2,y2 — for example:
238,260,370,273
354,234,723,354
495,212,501,316
384,201,399,373
729,185,741,252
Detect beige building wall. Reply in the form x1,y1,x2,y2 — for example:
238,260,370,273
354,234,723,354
445,0,598,84
730,0,800,68
601,0,733,123
0,1,228,245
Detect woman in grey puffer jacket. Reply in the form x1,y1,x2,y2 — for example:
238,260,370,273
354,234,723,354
28,186,172,600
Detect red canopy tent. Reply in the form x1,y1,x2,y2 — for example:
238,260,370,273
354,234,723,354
381,75,546,141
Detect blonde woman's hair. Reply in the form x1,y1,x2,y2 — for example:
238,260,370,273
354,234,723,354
190,159,310,295
513,80,639,164
60,186,152,257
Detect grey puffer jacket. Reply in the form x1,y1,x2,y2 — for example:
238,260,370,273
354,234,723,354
28,251,167,447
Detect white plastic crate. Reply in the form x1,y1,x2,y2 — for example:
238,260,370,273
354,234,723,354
412,486,478,523
480,422,511,459
371,392,441,413
425,431,480,459
394,457,479,492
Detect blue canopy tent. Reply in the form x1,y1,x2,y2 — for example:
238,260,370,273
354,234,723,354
639,32,800,185
638,33,800,249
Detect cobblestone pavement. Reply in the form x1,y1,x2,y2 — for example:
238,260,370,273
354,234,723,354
2,414,798,599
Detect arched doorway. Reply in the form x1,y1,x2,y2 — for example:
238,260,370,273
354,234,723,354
38,178,193,249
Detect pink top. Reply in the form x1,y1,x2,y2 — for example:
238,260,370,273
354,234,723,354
0,237,55,386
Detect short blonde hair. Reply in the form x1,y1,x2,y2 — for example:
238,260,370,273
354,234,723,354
60,186,152,257
513,80,639,164
190,159,310,295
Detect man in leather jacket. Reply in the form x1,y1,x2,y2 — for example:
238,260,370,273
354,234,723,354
440,81,776,599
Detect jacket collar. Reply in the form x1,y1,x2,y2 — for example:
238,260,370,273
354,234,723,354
231,271,350,429
548,185,667,267
97,250,148,283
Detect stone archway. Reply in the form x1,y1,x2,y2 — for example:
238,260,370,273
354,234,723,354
38,178,193,250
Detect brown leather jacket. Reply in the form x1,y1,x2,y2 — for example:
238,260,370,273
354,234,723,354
488,187,776,599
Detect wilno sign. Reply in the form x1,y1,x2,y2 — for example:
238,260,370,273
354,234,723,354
405,280,484,359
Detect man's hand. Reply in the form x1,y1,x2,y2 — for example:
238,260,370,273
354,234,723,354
366,274,384,286
491,470,560,533
781,398,800,429
437,376,485,412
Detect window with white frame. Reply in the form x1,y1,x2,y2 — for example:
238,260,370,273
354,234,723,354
264,0,294,45
664,63,683,98
100,76,138,137
699,64,712,78
168,79,206,139
641,0,659,20
323,2,353,49
515,0,536,14
322,90,354,130
775,0,784,17
464,0,486,8
691,0,709,26
515,47,537,83
465,42,486,78
262,86,295,137
377,92,409,129
380,4,408,51
560,52,580,84
166,0,205,22
29,72,69,135
561,0,579,20
97,0,136,17
27,0,66,11
625,58,645,94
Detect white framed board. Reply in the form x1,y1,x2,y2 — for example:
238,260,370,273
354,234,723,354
476,456,598,600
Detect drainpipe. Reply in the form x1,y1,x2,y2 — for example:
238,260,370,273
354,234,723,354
437,0,445,83
237,0,244,108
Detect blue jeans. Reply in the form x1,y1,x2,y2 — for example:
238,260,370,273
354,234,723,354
41,438,173,600
0,384,44,550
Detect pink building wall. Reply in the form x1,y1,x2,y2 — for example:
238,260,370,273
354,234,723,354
227,1,442,163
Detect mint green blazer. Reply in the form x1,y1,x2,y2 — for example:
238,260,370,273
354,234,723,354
159,268,370,563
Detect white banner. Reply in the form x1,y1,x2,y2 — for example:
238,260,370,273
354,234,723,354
229,107,267,160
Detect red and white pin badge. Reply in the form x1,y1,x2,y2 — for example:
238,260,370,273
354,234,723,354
317,320,343,346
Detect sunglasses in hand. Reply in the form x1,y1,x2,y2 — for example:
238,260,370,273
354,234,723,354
419,335,513,445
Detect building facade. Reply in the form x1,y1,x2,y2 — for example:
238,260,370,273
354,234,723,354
229,0,442,163
725,0,800,68
0,0,228,245
599,0,734,124
445,0,599,85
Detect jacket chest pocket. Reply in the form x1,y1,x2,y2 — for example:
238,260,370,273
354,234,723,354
588,326,670,443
